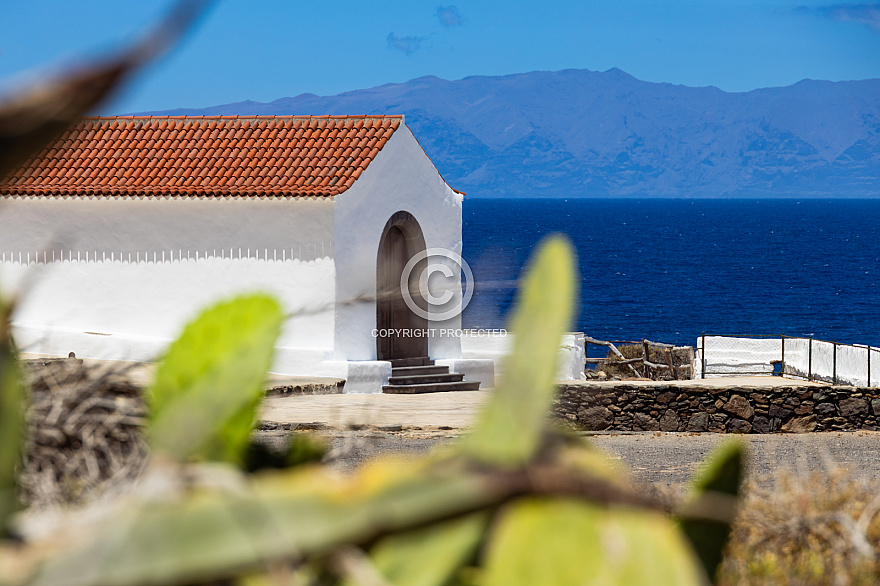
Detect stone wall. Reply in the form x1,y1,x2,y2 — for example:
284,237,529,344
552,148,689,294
267,380,344,396
554,382,880,433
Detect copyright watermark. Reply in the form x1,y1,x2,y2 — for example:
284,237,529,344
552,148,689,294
371,328,508,338
400,248,474,321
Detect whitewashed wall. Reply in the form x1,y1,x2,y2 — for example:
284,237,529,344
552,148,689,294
783,338,880,386
695,336,780,377
0,196,339,375
333,124,464,362
782,338,816,382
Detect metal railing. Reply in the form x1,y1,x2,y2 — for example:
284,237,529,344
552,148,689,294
697,334,879,387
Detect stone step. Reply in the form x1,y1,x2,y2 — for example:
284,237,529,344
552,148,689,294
382,381,482,394
392,365,449,377
389,372,465,385
389,356,434,368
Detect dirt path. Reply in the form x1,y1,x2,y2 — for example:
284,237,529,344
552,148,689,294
257,426,880,493
259,389,880,490
589,431,880,488
261,391,490,429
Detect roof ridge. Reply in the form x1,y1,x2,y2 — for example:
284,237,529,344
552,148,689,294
1,115,405,198
83,114,405,121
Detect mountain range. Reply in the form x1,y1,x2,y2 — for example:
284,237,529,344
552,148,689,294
144,68,880,198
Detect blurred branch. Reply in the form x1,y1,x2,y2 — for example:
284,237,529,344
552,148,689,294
0,0,213,181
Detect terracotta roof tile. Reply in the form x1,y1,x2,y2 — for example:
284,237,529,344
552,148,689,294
1,115,404,197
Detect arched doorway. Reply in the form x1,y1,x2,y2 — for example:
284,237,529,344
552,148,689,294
376,211,429,360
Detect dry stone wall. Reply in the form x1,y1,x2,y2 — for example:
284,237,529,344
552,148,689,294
554,382,880,433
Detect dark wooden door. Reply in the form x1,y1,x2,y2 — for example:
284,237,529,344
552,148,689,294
377,214,428,360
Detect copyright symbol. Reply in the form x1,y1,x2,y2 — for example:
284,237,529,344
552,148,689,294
400,248,473,321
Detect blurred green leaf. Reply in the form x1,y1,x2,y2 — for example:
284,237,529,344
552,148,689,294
679,441,745,582
354,512,489,586
463,236,576,466
689,440,744,497
30,458,501,586
481,498,705,586
0,327,23,536
15,234,715,586
555,436,631,485
148,294,282,464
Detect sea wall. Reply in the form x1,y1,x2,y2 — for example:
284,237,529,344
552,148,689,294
696,336,880,387
554,382,880,433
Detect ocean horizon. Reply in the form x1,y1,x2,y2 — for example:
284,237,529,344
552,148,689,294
461,198,880,350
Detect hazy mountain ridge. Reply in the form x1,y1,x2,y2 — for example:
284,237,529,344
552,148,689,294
145,69,880,198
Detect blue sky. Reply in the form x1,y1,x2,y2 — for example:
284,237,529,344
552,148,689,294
1,0,879,114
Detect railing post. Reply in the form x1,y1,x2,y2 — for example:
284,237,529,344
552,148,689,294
869,346,872,388
781,334,785,377
833,340,838,386
808,337,813,382
701,333,706,380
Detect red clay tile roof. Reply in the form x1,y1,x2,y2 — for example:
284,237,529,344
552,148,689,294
0,115,403,198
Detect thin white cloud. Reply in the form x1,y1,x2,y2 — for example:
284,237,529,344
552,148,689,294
436,6,463,27
815,3,880,31
386,32,425,55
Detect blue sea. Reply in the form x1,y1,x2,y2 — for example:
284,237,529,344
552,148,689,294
460,199,880,349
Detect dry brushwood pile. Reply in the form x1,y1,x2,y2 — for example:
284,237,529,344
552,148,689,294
20,358,148,509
